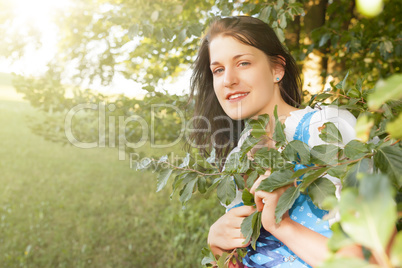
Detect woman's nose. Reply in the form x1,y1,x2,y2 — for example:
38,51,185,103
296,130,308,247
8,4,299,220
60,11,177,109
223,68,238,87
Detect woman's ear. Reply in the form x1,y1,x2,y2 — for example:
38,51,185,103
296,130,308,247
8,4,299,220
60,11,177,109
273,56,286,83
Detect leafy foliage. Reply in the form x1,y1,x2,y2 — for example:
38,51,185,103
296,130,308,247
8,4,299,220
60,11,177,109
138,72,402,266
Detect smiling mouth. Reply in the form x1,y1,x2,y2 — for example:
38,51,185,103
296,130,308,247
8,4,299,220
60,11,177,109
227,92,249,101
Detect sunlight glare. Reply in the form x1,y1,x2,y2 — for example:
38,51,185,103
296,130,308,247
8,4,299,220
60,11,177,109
11,0,71,26
1,0,71,76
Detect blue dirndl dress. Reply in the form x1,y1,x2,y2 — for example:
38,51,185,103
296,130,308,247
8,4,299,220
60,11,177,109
239,110,332,268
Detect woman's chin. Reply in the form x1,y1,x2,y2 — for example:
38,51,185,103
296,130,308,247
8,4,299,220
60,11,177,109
227,114,246,121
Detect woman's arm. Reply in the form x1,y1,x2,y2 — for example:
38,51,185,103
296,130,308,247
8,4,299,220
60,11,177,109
251,175,364,267
254,185,329,266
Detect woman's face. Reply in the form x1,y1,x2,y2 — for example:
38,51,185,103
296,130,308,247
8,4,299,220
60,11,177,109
209,35,282,120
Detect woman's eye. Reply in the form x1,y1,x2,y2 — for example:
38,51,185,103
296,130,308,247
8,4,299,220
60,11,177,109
239,62,250,67
213,68,224,74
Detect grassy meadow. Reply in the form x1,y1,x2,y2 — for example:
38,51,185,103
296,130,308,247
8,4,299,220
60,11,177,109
0,77,222,267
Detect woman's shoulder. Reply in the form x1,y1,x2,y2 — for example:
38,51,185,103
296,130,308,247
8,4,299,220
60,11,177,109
285,105,356,147
310,105,356,126
309,105,356,146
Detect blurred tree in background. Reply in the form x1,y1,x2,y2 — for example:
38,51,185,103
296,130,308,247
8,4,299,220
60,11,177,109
0,0,400,146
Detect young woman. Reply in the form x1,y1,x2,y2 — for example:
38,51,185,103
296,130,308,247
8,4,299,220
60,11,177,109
189,16,359,267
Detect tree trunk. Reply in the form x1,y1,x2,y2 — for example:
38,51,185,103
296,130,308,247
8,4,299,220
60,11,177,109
285,15,300,51
325,0,355,89
301,0,328,95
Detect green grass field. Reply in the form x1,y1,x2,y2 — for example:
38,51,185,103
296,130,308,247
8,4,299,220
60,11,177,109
0,81,222,267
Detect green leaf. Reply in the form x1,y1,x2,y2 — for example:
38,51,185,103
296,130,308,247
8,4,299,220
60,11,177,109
206,148,216,165
128,24,139,39
240,122,253,138
315,93,332,102
273,105,286,145
250,212,262,250
355,114,374,143
142,85,155,92
368,74,402,110
327,164,348,178
391,231,402,267
179,178,197,204
242,188,255,206
318,255,377,268
379,40,394,58
279,12,287,28
217,251,229,268
273,27,285,43
239,136,261,158
257,170,294,192
179,153,190,168
187,23,203,37
163,27,174,40
253,147,282,170
224,151,241,173
151,10,159,22
344,140,369,160
136,157,152,170
374,145,402,187
327,222,356,252
386,112,402,139
234,174,245,190
241,211,261,249
142,24,154,36
300,167,330,192
318,122,343,143
171,173,185,198
276,0,284,9
343,158,370,188
204,178,220,199
249,114,270,138
291,166,315,179
197,176,207,194
156,168,173,192
201,247,215,265
289,2,304,15
311,144,340,165
238,155,251,173
157,155,168,163
181,172,198,184
339,173,397,252
275,186,300,223
341,71,349,93
259,6,272,23
282,140,311,165
246,170,259,189
177,29,187,43
319,33,331,47
308,177,336,209
240,211,255,245
217,175,236,206
347,88,361,98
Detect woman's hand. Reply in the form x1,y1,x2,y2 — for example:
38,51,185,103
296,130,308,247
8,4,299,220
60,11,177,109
250,171,292,234
208,205,256,257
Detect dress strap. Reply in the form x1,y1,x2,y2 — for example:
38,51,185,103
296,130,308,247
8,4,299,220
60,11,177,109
293,110,317,144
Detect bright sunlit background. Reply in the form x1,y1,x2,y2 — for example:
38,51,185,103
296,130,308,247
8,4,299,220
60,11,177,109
0,0,189,99
0,0,69,75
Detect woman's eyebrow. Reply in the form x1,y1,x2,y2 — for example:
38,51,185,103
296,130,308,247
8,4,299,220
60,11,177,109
210,53,253,66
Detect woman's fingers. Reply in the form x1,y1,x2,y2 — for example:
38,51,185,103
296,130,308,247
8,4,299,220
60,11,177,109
233,238,250,248
254,189,270,212
230,205,256,217
249,169,271,194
